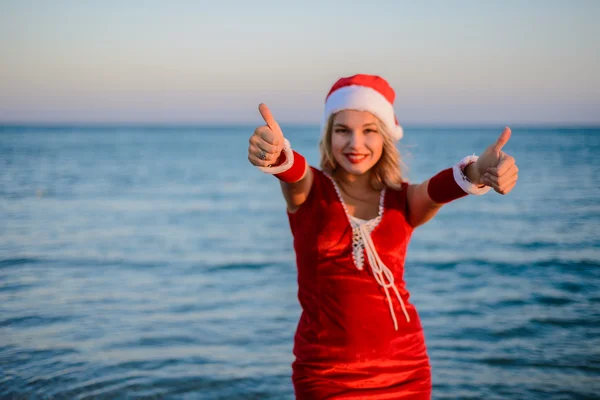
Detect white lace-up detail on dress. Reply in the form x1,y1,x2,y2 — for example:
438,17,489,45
348,214,381,271
326,174,411,330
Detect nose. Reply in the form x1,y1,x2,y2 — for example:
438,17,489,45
348,130,365,149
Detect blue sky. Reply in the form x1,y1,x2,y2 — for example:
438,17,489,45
0,0,598,125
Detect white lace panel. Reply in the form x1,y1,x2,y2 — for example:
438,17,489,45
349,213,382,271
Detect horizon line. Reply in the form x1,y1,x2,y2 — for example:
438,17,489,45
2,121,600,129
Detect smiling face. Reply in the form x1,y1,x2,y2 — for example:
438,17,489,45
330,110,385,177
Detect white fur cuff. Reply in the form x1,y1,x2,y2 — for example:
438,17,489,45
257,138,294,175
452,155,492,196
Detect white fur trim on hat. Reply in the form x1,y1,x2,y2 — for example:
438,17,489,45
321,85,403,141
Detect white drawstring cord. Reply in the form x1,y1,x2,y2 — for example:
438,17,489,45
358,224,411,330
324,172,410,330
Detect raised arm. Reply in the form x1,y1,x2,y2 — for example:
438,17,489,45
406,127,518,228
248,103,314,213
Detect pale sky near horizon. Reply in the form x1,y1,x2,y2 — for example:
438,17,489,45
1,0,599,125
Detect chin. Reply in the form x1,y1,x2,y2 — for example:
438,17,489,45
343,165,371,176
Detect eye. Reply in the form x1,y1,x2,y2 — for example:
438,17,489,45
364,128,378,134
334,128,349,134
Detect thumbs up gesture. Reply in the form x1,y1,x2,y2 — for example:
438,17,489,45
248,104,285,167
466,127,519,195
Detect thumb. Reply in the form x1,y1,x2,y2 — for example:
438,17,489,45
258,103,283,140
490,127,512,153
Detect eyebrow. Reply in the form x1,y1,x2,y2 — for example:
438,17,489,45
333,123,377,128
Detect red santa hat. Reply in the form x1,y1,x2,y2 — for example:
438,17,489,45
321,74,404,140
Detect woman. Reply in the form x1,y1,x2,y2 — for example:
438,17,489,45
248,74,518,399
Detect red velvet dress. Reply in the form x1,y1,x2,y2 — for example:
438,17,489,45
287,167,431,399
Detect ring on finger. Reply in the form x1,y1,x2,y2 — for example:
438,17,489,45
258,149,267,161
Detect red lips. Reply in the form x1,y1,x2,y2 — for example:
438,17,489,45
345,154,368,164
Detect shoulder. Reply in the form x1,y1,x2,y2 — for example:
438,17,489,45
306,166,332,190
385,180,411,213
386,180,411,195
309,166,326,180
287,166,329,217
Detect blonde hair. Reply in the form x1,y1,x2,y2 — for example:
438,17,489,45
319,113,405,191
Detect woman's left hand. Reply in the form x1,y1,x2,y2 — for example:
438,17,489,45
466,127,519,195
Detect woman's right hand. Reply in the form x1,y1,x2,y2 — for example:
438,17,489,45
248,103,285,167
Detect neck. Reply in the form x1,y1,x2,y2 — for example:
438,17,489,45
334,169,373,192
